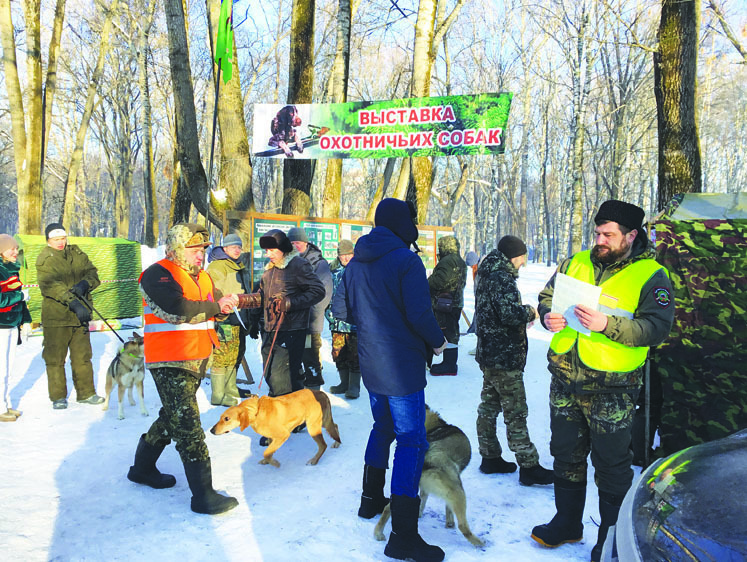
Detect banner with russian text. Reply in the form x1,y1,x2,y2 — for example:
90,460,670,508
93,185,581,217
252,93,512,160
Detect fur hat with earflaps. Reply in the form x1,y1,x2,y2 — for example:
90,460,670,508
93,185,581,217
259,229,294,254
166,223,211,273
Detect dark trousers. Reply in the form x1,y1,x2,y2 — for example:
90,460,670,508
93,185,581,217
145,367,209,463
42,325,95,401
261,329,305,396
301,332,323,374
434,307,462,344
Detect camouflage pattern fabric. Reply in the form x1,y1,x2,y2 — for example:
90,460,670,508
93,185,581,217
42,325,95,401
476,367,540,467
653,215,747,456
331,331,359,369
212,323,241,369
549,378,638,497
144,367,209,463
428,236,467,309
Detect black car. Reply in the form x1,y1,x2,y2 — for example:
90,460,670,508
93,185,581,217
602,428,747,561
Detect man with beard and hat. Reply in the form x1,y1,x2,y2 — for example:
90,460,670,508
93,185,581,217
530,200,674,562
332,198,448,562
127,223,248,515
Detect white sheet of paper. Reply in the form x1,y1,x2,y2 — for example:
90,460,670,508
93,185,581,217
551,273,602,336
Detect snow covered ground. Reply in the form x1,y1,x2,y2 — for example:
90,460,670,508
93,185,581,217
1,262,639,561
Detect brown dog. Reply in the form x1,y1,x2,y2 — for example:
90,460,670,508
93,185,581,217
210,389,341,467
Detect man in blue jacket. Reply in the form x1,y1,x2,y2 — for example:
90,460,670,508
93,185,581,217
332,198,447,562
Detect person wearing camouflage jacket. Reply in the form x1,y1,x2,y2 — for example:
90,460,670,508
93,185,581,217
36,223,102,409
531,200,675,562
428,235,467,375
474,236,552,487
324,239,360,398
128,223,246,516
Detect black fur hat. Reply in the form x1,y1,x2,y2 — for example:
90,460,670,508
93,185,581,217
259,229,293,254
594,199,645,232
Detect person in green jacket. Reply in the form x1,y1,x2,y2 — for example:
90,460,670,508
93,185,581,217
206,233,253,406
530,200,675,562
0,234,32,422
35,223,103,410
428,235,467,375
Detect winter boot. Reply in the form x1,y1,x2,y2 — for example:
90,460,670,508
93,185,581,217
358,464,390,519
531,477,586,548
345,368,361,399
223,367,241,404
183,459,238,515
383,494,445,562
519,464,554,486
210,369,227,406
479,455,517,474
127,434,177,489
329,367,350,394
590,492,624,562
429,348,458,376
0,411,17,422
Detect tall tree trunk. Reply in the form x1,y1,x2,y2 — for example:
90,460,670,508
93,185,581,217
206,0,254,231
40,0,67,184
282,0,316,216
139,0,158,246
60,0,120,230
365,158,396,221
321,0,351,218
163,0,222,228
654,0,702,210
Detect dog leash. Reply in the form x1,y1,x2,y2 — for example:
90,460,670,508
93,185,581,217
258,307,285,390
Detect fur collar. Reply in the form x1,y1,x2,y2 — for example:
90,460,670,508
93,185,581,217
264,249,300,271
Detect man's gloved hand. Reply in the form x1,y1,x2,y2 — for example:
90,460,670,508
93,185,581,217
69,299,92,324
70,280,90,299
248,320,260,340
271,295,291,314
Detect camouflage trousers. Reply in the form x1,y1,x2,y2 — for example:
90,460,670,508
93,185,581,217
549,377,638,497
331,332,359,370
144,367,209,464
212,324,242,370
476,367,540,467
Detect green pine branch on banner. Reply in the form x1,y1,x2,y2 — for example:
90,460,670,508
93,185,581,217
215,0,234,83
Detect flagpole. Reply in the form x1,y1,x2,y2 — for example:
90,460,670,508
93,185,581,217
206,64,221,231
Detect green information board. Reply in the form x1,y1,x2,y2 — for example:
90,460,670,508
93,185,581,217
251,218,297,284
340,222,372,245
300,221,339,261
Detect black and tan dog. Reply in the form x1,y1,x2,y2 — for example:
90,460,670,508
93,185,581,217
210,389,341,467
374,406,485,547
102,332,147,420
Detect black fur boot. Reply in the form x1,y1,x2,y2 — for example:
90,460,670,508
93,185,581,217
358,464,389,519
531,476,586,547
127,434,176,489
183,459,238,515
384,494,444,562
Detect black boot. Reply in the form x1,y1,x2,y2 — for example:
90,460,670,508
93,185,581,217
127,434,176,489
590,492,623,562
329,367,350,394
531,476,586,548
345,368,361,399
479,455,517,474
384,494,445,562
358,464,389,519
429,348,457,376
183,459,238,515
519,464,553,486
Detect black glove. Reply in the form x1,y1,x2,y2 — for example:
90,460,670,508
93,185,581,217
71,280,90,299
248,321,259,340
69,299,92,324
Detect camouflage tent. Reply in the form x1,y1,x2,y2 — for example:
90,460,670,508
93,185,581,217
651,192,747,456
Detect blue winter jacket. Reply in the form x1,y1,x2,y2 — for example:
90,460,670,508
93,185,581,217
331,226,444,396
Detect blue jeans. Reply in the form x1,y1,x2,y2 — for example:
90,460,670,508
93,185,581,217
364,390,428,497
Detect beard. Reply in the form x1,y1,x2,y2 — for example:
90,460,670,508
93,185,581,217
592,238,631,264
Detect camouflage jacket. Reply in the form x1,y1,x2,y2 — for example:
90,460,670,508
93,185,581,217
474,249,536,371
428,236,467,309
325,260,356,333
538,243,675,393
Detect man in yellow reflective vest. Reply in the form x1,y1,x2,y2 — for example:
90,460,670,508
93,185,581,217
126,223,249,515
530,200,674,562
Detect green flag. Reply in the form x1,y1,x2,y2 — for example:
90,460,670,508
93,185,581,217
215,0,233,83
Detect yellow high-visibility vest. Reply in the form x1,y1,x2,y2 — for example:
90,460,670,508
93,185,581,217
550,251,666,372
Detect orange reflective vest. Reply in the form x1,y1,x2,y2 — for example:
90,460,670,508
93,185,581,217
141,259,218,363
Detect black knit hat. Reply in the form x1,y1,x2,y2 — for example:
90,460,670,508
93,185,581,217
374,198,419,246
594,199,645,232
45,222,67,239
259,229,293,254
497,235,528,259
